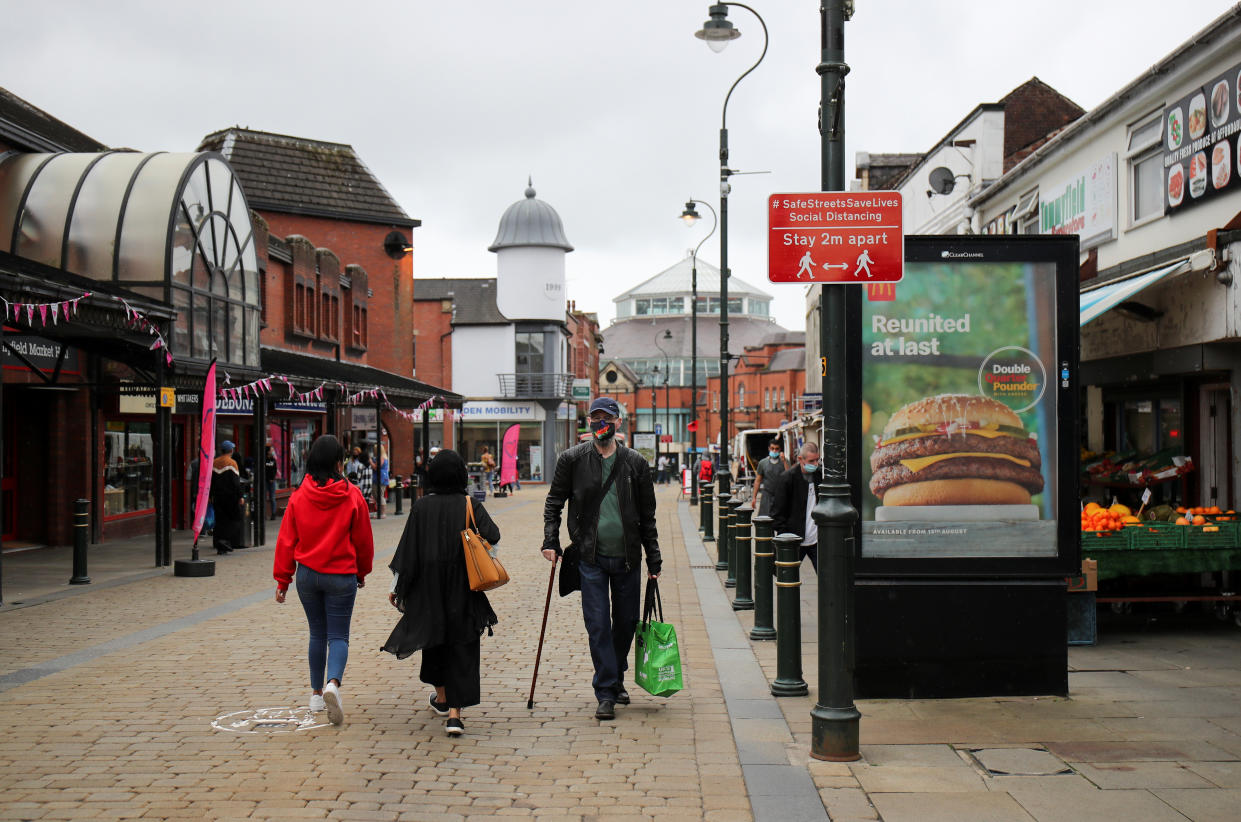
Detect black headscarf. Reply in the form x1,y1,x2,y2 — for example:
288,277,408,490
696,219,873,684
426,449,468,495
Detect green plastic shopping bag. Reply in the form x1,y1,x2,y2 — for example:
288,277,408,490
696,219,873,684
634,578,683,697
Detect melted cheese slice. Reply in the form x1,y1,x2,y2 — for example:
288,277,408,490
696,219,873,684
899,451,1032,473
880,428,1020,446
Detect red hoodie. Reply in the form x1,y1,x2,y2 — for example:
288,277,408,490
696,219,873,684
273,477,374,590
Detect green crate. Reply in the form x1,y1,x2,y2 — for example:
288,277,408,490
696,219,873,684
1184,522,1237,549
1126,522,1185,550
1081,529,1128,551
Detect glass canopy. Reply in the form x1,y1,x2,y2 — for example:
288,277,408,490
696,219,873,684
0,151,260,368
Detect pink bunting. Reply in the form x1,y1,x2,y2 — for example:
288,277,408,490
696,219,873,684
62,302,70,320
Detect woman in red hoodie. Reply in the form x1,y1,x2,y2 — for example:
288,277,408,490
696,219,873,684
273,435,374,725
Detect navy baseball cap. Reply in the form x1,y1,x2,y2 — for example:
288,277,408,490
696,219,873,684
588,397,621,417
220,440,235,451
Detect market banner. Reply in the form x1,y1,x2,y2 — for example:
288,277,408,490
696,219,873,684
500,424,520,488
1162,58,1241,213
860,240,1073,562
192,360,217,546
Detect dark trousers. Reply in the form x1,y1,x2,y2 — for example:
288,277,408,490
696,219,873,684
800,541,818,572
579,554,641,702
419,640,481,709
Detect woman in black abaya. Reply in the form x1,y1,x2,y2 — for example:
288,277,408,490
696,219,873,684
381,450,500,736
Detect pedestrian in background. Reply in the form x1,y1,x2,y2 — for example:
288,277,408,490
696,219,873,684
382,450,500,736
770,442,822,572
211,441,244,554
480,445,497,494
376,444,389,516
542,397,661,720
273,434,375,725
264,443,279,520
656,454,669,485
751,438,788,517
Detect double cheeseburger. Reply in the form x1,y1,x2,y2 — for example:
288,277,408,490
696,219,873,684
869,394,1044,506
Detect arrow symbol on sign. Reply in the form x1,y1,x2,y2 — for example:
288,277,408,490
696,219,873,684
821,263,848,270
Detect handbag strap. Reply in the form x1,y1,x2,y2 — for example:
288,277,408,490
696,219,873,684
642,577,663,624
465,495,477,532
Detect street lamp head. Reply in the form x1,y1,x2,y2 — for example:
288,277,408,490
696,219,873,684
662,329,673,341
681,201,701,226
695,4,740,53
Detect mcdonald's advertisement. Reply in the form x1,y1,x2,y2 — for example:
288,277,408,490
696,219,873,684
859,240,1069,561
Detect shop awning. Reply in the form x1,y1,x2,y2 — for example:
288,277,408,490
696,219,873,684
260,347,462,408
1079,259,1190,326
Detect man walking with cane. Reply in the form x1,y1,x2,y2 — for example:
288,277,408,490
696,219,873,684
542,397,661,720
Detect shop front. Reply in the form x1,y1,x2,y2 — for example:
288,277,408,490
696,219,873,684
457,400,576,482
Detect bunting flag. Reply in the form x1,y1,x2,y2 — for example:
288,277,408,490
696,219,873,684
1,290,173,364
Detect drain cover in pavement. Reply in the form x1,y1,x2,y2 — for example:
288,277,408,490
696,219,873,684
212,707,329,734
970,747,1073,776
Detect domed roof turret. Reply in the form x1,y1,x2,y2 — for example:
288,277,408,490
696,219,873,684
488,178,574,252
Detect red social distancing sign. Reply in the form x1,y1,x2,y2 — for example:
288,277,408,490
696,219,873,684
768,192,903,284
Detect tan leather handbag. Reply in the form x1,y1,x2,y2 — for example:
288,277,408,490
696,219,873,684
462,497,508,591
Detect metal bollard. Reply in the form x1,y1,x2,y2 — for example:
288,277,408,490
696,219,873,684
394,476,404,515
722,496,737,586
701,482,715,543
750,515,776,639
732,502,754,611
771,532,808,696
69,498,91,585
726,496,743,588
715,476,731,570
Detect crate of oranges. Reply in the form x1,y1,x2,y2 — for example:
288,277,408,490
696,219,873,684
1080,502,1135,549
1172,506,1238,548
1127,521,1185,550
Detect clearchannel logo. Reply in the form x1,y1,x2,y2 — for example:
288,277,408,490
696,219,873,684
941,250,985,259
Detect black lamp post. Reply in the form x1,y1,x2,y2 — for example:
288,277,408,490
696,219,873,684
654,329,674,474
695,1,767,501
811,0,861,763
648,369,659,468
680,199,717,504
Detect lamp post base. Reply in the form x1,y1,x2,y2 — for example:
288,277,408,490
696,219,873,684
174,559,216,577
810,704,861,761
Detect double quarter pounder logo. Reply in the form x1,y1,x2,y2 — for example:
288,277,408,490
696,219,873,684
767,192,904,285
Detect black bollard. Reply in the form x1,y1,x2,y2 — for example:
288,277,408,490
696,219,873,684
715,475,731,570
701,482,715,543
750,515,776,638
771,532,808,696
69,499,91,585
394,476,404,515
721,496,737,586
725,496,742,588
732,502,754,610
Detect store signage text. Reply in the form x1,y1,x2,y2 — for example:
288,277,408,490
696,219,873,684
1038,154,1116,250
768,193,903,284
1,335,81,374
1162,58,1241,213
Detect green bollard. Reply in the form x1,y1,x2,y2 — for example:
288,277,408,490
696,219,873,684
733,502,754,610
701,482,715,543
750,515,776,639
723,496,738,587
771,532,808,696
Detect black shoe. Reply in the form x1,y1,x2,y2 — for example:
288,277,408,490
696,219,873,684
616,688,630,705
428,693,449,717
595,700,616,720
446,717,464,736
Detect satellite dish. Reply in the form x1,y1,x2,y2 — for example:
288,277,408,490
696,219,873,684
928,166,957,196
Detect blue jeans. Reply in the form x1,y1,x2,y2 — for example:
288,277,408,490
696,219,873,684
295,566,358,691
579,554,641,702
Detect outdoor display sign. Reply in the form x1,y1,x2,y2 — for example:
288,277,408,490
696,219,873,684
632,433,657,467
1163,57,1241,213
855,236,1079,576
767,193,903,284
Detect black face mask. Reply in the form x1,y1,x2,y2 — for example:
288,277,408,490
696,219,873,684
590,419,616,441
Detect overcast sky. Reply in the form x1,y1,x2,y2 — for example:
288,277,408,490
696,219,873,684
3,1,1236,332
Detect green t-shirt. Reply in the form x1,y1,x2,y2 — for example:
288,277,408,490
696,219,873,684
596,452,625,557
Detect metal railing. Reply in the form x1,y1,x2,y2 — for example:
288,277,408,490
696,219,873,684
497,372,573,400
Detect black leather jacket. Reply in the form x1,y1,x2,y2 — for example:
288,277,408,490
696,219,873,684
771,464,822,540
542,441,661,575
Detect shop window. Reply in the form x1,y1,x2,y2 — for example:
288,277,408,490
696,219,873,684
103,421,154,517
764,388,771,411
1014,187,1040,235
751,300,769,316
1126,111,1164,226
1118,398,1182,454
636,299,650,315
288,418,319,487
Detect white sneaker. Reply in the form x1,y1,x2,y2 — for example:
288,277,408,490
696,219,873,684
309,693,326,712
323,682,344,725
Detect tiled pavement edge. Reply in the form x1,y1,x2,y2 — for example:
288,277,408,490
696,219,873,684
684,504,1241,822
0,487,759,821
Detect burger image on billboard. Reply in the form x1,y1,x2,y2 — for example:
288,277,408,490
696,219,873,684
869,393,1043,506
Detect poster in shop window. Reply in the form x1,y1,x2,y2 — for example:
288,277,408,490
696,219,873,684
1163,57,1241,213
858,236,1078,569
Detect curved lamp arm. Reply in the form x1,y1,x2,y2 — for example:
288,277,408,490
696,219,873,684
682,199,718,264
719,3,769,132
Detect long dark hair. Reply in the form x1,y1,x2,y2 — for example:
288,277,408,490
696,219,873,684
426,449,468,495
305,434,345,486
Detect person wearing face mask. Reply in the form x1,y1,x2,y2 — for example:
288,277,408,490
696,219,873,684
770,442,823,572
751,438,789,518
542,397,662,721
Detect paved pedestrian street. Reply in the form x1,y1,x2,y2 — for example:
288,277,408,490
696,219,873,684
4,484,1241,821
1,488,754,821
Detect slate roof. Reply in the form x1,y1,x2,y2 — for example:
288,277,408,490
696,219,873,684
614,255,772,302
414,277,509,325
0,86,108,152
197,128,417,227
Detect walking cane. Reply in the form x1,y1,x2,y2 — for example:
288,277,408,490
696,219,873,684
527,555,558,709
